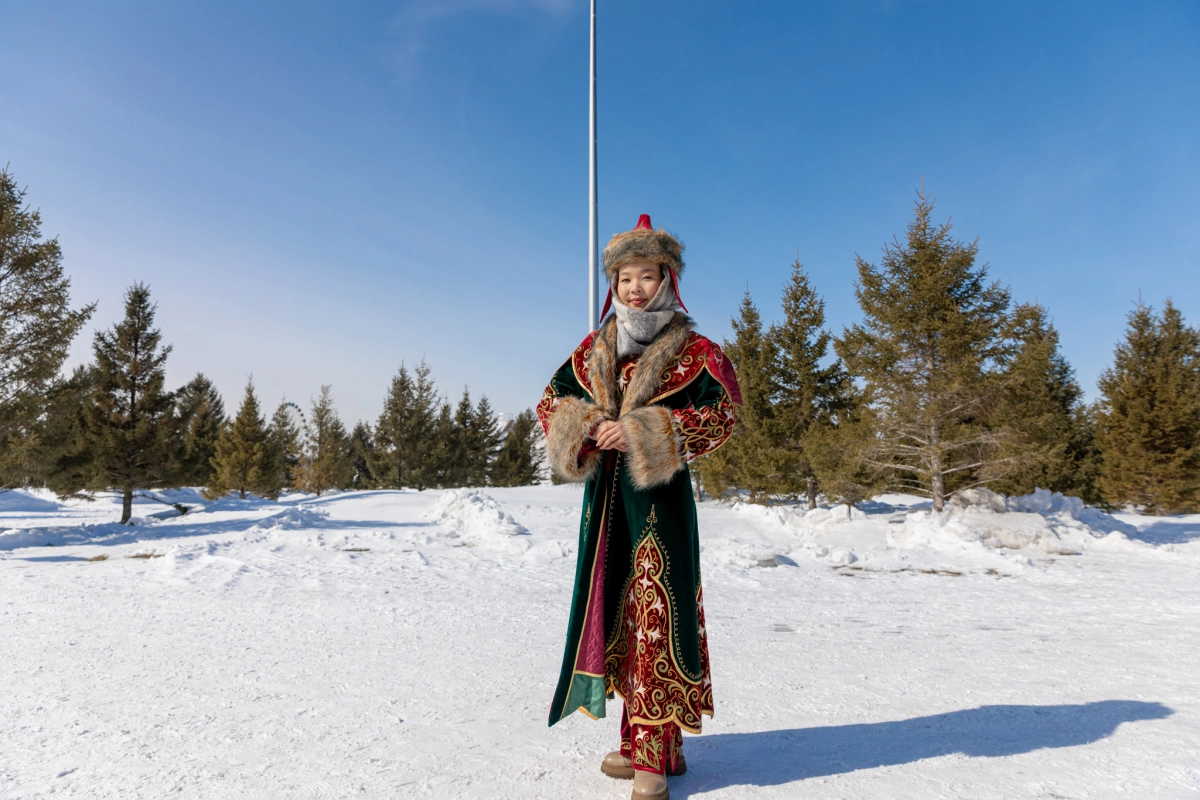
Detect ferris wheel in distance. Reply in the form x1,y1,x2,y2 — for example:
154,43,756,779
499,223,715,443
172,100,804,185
279,401,309,443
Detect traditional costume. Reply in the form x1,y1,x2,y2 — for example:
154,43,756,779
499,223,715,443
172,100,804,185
537,215,742,798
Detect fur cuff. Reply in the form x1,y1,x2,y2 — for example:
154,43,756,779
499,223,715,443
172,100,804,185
621,406,684,490
546,397,607,482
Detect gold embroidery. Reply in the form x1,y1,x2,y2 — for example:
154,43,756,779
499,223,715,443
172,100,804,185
674,393,737,460
604,513,714,733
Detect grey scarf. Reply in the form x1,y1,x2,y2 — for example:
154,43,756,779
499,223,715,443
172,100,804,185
611,276,680,359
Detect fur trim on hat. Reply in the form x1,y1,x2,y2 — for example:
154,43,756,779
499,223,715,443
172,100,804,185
545,397,607,482
621,406,684,489
602,226,685,283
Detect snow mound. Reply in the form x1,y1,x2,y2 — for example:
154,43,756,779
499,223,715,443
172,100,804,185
892,488,1141,555
802,504,868,525
0,489,61,513
251,507,330,531
0,528,54,550
425,490,528,550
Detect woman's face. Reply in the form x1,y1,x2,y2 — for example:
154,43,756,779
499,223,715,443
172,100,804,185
616,260,665,309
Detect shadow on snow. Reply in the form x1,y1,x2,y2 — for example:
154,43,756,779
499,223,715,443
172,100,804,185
1127,518,1200,545
1,489,435,552
673,700,1172,794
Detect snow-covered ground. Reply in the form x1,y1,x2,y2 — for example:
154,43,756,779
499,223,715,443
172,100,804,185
1,484,1198,799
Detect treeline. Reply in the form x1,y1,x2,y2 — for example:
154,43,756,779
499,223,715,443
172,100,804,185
0,169,544,523
697,193,1200,515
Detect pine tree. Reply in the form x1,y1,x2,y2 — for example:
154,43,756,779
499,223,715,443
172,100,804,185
402,361,442,491
443,388,475,487
472,396,504,486
693,289,782,502
989,304,1099,501
264,400,303,495
836,192,1012,511
806,394,889,509
0,168,96,489
206,380,273,500
175,373,226,487
374,365,414,489
296,385,352,495
1095,299,1200,514
31,366,97,494
348,421,377,490
67,283,179,523
491,409,545,486
429,401,456,488
767,258,850,509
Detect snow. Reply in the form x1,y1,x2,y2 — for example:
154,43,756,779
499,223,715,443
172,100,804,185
1,485,1197,798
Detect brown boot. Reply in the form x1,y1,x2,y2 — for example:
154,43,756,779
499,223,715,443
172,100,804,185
601,751,634,779
602,751,687,779
631,769,669,800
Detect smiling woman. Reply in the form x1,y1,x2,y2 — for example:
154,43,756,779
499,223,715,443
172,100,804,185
538,214,742,800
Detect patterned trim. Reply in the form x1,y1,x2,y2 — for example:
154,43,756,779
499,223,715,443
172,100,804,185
571,330,738,410
559,454,620,721
534,385,557,435
604,506,714,734
673,392,738,461
621,707,684,775
570,331,599,400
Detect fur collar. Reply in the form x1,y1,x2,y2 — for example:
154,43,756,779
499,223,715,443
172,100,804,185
587,312,695,418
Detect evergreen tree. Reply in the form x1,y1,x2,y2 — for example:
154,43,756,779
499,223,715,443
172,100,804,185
206,380,273,500
175,373,225,486
443,388,475,487
767,258,850,509
29,366,96,493
0,168,96,489
472,396,504,486
1095,299,1200,514
429,401,456,488
990,304,1100,501
296,385,352,495
806,394,889,509
694,289,782,502
401,361,442,491
348,421,378,490
836,193,1012,511
491,409,545,486
374,365,415,489
65,283,178,523
264,400,303,495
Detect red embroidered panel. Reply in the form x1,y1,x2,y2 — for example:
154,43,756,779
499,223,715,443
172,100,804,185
605,507,714,734
672,393,738,461
621,707,683,775
570,330,600,395
534,385,557,436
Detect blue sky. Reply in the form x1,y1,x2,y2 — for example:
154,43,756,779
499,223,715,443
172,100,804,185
3,1,1198,425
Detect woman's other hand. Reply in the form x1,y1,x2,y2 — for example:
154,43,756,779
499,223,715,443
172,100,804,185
593,419,629,452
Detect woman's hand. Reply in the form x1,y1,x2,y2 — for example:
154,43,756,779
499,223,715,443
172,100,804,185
593,419,629,452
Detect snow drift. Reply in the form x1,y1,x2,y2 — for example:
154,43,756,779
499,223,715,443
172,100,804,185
890,488,1141,555
424,490,529,552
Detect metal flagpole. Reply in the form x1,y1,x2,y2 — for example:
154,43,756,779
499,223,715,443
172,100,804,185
588,0,599,332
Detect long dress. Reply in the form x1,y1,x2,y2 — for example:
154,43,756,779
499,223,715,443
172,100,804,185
537,312,742,772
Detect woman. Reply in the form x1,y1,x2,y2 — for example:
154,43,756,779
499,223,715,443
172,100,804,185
537,214,742,800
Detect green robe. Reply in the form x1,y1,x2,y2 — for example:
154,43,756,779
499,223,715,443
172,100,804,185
537,313,742,732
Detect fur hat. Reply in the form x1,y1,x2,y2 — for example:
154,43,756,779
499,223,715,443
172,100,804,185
602,214,685,283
